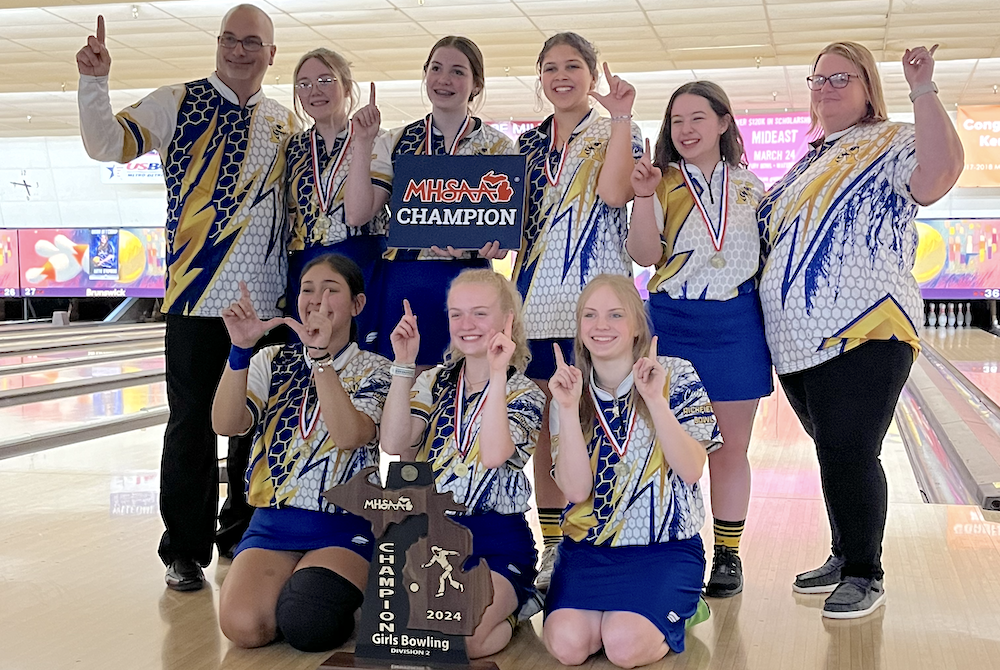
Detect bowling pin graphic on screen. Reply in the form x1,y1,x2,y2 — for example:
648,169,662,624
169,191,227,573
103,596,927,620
25,233,90,284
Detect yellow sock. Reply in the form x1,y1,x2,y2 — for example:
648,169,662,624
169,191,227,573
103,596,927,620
538,508,563,548
713,518,745,554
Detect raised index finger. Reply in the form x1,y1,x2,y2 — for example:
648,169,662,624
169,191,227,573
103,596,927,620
503,312,513,338
928,44,939,58
649,335,658,359
402,298,413,318
553,343,566,368
96,15,106,44
644,137,651,159
369,82,376,106
238,280,250,300
602,61,613,82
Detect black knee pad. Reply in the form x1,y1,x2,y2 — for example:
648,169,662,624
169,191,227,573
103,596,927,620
275,567,364,652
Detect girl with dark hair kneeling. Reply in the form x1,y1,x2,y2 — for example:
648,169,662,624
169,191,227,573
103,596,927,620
213,254,391,652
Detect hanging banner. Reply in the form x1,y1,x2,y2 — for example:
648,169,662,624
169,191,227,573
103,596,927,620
957,106,1000,188
101,151,163,184
735,112,813,188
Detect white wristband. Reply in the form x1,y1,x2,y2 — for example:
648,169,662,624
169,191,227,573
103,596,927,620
390,364,416,378
908,82,938,102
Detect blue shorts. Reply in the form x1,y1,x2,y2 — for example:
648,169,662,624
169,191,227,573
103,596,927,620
545,535,705,654
375,257,488,366
287,237,386,348
451,512,539,612
235,507,375,561
525,338,574,381
648,289,773,402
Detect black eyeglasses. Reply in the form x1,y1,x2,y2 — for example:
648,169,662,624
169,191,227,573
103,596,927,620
217,34,273,52
806,72,860,91
295,77,338,91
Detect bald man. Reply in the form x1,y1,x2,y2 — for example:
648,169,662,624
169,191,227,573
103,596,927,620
77,4,297,591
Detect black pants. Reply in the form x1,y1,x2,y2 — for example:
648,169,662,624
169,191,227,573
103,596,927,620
158,314,230,566
779,340,913,581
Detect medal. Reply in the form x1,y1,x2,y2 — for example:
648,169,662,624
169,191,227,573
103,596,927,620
589,383,636,459
454,365,489,460
425,114,472,155
680,160,729,269
310,125,352,215
613,461,628,479
453,462,469,478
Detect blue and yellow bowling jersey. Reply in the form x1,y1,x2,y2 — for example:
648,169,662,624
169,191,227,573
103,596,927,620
409,363,544,515
78,73,296,318
551,357,721,547
648,163,764,300
244,342,391,513
370,115,515,261
514,110,643,340
757,122,922,375
286,127,388,251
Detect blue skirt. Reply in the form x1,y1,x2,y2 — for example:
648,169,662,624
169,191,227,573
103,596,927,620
235,507,376,561
451,512,539,611
375,257,488,366
545,535,705,654
648,289,773,402
287,236,386,348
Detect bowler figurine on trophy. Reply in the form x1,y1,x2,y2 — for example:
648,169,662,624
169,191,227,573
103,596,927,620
321,461,499,670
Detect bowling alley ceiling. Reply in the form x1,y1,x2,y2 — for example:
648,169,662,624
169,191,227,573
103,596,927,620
1,0,1000,136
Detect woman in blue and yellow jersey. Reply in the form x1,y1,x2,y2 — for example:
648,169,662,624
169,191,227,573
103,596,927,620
543,275,719,667
285,49,388,345
344,36,512,366
758,42,963,619
380,269,545,658
513,32,643,590
627,81,772,599
212,254,391,653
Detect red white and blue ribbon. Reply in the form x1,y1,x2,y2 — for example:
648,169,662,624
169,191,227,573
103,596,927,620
310,124,352,214
545,119,570,187
680,160,729,253
454,365,490,457
589,383,636,458
425,114,472,156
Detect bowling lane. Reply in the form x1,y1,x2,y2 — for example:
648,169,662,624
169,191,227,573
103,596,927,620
0,354,164,392
924,327,1000,406
0,382,166,437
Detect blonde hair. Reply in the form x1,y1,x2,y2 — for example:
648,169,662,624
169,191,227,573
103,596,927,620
292,48,357,126
809,42,887,136
573,275,653,433
443,269,531,372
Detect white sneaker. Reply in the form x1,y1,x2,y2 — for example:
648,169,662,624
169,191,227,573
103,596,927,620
534,545,557,592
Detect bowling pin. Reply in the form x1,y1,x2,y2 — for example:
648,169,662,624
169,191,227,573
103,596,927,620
946,302,955,328
965,303,973,328
957,301,965,327
938,303,946,328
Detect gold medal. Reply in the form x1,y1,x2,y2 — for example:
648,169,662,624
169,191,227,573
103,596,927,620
454,462,469,478
613,461,628,479
710,252,726,269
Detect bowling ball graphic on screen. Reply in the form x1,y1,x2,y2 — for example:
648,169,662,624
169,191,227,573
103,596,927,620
116,230,146,284
912,222,945,285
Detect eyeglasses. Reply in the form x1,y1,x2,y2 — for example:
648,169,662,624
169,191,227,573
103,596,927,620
295,77,338,92
806,72,860,91
217,34,273,52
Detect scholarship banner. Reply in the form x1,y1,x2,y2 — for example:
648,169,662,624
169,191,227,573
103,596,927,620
736,112,812,188
914,219,1000,299
0,230,20,297
388,155,526,251
957,106,1000,188
17,227,166,298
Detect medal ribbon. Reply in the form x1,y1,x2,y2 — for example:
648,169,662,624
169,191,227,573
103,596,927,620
544,119,570,187
589,383,637,458
300,343,351,438
310,124,352,214
454,366,490,457
680,160,729,253
425,114,472,156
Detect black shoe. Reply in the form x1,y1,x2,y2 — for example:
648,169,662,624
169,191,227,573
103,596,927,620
165,559,205,592
704,545,743,598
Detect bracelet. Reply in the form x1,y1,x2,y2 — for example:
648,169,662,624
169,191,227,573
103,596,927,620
310,352,333,374
390,363,416,378
228,345,253,371
634,193,654,198
306,345,328,351
908,82,938,102
610,114,632,123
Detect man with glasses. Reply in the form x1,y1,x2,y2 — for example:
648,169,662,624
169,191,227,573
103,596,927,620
76,4,296,592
